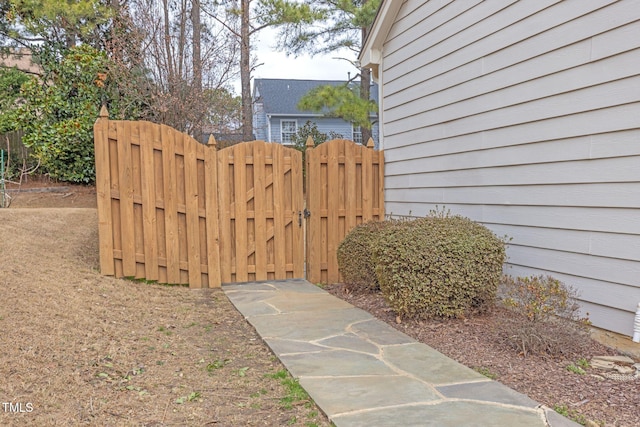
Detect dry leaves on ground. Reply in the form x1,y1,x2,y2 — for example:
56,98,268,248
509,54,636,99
0,208,329,426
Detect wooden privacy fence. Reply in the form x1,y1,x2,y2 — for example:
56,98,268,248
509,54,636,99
94,107,384,288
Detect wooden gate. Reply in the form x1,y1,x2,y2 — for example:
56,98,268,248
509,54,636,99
305,138,385,285
94,109,383,288
93,107,221,288
217,141,304,283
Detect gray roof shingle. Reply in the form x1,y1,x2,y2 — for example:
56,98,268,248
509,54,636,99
253,78,378,115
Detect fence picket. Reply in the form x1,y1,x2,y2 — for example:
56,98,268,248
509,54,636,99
184,132,201,287
233,143,248,282
94,107,114,275
117,121,136,277
161,124,181,284
205,136,221,287
272,144,286,278
291,148,304,278
253,141,268,281
140,121,159,281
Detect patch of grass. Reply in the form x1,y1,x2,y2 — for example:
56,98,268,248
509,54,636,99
250,389,268,398
234,367,249,377
206,359,229,372
554,405,589,425
474,366,497,380
157,326,172,336
566,363,586,375
176,391,201,404
268,369,310,410
577,358,590,369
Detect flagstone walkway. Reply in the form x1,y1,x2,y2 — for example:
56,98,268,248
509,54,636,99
224,279,579,427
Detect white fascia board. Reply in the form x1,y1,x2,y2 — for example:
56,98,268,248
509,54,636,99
359,0,404,69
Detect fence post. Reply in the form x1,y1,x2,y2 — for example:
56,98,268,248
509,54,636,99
205,135,222,287
94,106,115,275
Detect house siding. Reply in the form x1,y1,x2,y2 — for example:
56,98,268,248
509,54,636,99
267,116,376,145
379,0,640,336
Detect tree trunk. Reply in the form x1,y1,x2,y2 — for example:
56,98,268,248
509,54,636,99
360,22,372,145
162,0,175,88
191,0,203,141
240,0,253,141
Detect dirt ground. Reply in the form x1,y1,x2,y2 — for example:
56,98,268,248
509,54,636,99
0,186,330,426
3,181,639,426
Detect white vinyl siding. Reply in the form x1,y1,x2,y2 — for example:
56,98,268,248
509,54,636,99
378,0,640,336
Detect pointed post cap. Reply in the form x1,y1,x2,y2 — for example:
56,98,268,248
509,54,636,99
99,105,109,118
305,136,315,148
207,134,217,148
366,137,374,148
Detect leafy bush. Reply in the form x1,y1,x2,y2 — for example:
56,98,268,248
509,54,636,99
373,213,506,319
496,275,591,357
15,45,109,183
337,220,393,292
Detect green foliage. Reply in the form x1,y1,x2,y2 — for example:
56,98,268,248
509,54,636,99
267,0,383,56
502,275,584,322
497,275,591,357
2,0,111,48
290,121,342,183
263,0,380,134
298,84,377,131
474,366,498,380
268,370,310,410
13,45,108,183
0,68,29,133
553,405,589,426
290,120,342,152
566,363,586,375
337,220,393,292
373,212,506,320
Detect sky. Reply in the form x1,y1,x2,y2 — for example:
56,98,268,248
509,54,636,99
232,27,359,94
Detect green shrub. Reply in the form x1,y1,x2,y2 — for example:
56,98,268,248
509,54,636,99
337,220,393,291
496,275,591,357
373,213,506,319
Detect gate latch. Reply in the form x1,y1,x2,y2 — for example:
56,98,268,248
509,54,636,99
298,209,311,227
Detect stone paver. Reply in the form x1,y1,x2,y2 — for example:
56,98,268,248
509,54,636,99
224,280,579,427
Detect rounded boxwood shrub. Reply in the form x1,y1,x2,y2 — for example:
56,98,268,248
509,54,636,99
373,214,506,319
337,220,394,291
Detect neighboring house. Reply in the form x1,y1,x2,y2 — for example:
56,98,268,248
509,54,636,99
252,78,379,146
0,48,41,75
360,0,640,337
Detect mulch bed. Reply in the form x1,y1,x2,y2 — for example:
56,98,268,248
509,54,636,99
325,283,640,427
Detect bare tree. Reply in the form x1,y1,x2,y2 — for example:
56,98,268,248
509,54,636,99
131,0,240,136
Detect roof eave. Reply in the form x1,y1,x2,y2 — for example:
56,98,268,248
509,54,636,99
358,0,404,80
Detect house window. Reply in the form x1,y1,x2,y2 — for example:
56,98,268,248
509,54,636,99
281,120,297,145
352,125,363,145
